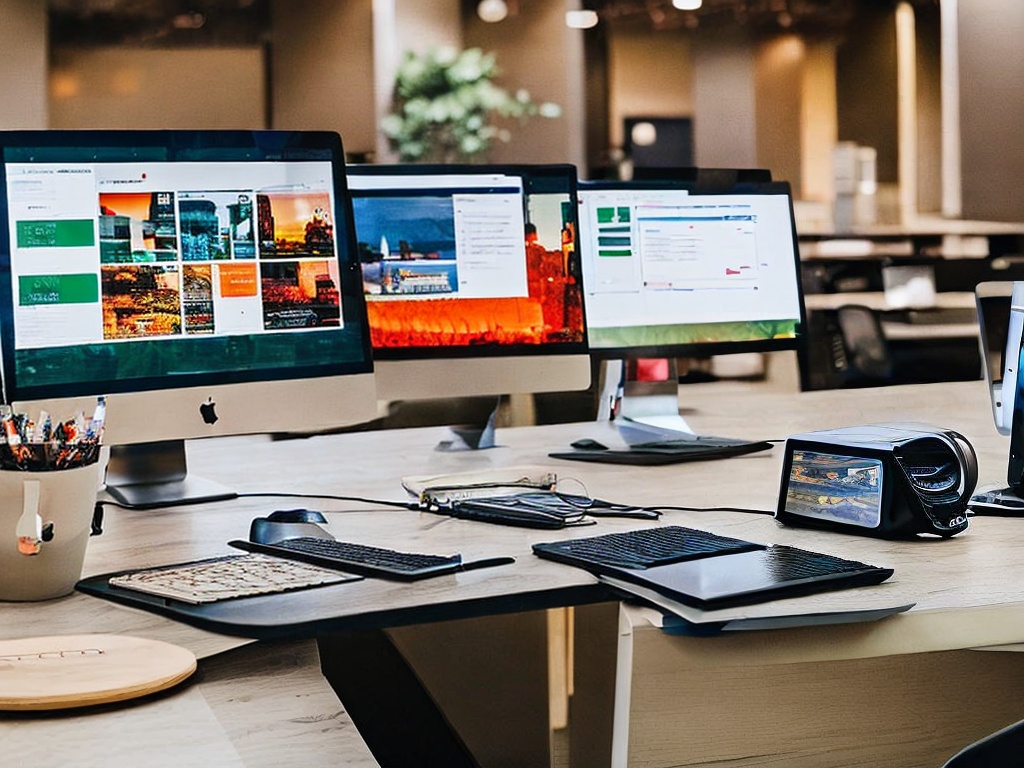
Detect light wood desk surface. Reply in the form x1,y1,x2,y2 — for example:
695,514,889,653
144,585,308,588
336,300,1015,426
3,379,1024,767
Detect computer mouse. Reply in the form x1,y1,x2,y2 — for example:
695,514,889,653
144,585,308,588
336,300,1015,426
570,438,608,451
249,516,335,545
267,508,328,524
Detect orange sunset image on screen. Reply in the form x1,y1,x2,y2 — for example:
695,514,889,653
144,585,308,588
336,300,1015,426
257,192,334,258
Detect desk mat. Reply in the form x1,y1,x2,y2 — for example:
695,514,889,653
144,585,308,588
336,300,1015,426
76,567,611,640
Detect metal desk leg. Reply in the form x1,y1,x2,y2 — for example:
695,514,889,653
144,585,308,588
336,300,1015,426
317,628,478,768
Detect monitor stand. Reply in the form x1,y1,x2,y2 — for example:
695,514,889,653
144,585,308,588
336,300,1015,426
103,440,237,509
435,397,501,452
606,358,699,444
969,486,1024,515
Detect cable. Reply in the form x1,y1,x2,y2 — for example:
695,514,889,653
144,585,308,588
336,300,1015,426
640,504,776,516
89,493,419,535
235,491,418,509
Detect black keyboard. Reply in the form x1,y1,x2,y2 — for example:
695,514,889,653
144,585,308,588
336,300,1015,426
231,537,463,580
534,527,894,609
631,435,767,451
550,436,772,466
532,525,764,572
761,545,882,580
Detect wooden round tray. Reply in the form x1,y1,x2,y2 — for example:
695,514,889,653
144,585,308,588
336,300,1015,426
0,634,197,711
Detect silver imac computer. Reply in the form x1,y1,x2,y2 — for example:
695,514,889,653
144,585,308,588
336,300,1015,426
970,281,1024,514
346,163,591,446
0,130,377,508
577,175,805,442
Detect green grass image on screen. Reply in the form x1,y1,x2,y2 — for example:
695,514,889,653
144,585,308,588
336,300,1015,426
589,319,798,349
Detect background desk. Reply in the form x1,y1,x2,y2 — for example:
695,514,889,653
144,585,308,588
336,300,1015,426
797,221,1024,390
3,379,1024,767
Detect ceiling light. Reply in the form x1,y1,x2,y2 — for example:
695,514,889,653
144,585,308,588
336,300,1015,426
631,122,658,147
565,10,599,29
172,11,206,29
477,0,509,23
672,0,703,10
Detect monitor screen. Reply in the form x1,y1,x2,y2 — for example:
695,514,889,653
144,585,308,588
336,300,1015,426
346,164,590,401
975,281,1023,435
0,130,376,507
578,179,805,359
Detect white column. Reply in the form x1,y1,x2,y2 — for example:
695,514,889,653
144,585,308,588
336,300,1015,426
940,0,962,217
372,0,399,163
896,2,918,223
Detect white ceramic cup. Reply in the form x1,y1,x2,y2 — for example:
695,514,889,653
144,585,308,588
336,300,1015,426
0,461,102,601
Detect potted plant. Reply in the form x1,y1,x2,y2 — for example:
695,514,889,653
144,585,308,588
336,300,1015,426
381,46,561,163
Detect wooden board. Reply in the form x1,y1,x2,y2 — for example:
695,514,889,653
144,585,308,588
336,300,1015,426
0,634,196,711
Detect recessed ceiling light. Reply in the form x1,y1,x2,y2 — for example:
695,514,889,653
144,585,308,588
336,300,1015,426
477,0,509,23
565,9,599,29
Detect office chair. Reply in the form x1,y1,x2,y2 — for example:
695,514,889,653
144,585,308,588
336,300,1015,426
941,718,1024,767
836,304,895,385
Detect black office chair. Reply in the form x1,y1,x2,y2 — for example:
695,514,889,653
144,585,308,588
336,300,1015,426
836,304,895,385
941,718,1024,767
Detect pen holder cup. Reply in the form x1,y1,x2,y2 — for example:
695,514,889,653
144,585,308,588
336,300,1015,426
0,461,102,601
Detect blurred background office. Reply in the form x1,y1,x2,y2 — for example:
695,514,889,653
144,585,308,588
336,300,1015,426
3,0,1023,394
1,0,1019,224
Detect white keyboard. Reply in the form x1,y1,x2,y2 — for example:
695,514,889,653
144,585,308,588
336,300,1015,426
108,553,361,604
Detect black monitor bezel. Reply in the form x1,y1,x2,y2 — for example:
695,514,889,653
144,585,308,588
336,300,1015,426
346,162,589,362
577,177,806,360
0,129,374,403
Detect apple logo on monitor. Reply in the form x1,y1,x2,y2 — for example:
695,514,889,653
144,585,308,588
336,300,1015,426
199,396,218,425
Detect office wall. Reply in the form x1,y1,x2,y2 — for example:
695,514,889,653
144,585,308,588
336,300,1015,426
800,41,838,203
958,0,1024,222
606,29,694,152
464,0,585,167
0,0,46,129
270,0,376,156
915,3,942,215
691,31,757,169
755,36,804,195
835,7,898,184
49,48,264,130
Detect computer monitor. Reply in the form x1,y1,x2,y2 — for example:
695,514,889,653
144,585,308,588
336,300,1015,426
577,176,805,439
970,281,1024,511
345,164,590,442
975,281,1023,436
0,130,376,508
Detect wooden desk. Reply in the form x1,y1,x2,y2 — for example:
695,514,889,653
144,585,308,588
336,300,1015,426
3,380,1023,767
572,380,1024,768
